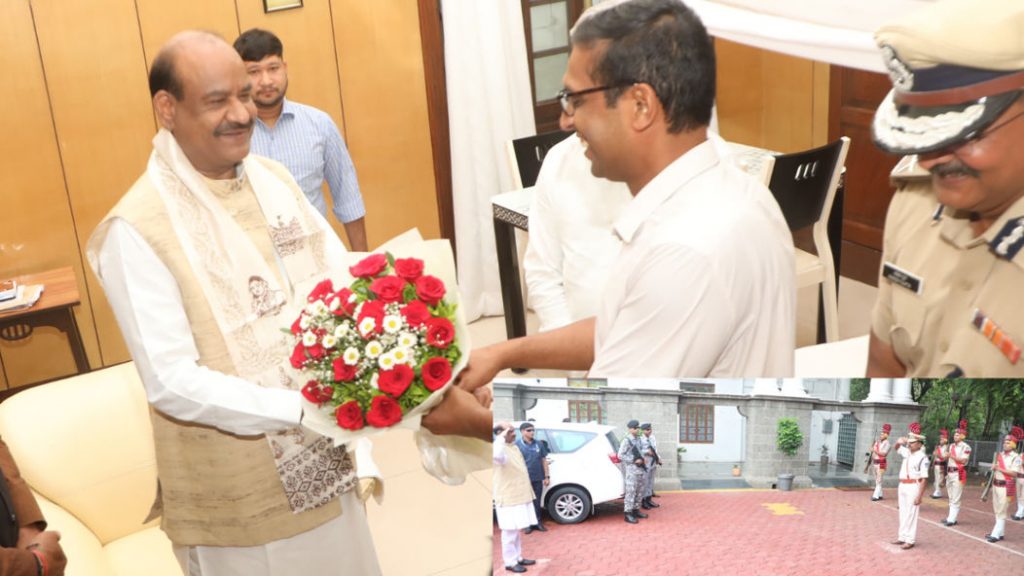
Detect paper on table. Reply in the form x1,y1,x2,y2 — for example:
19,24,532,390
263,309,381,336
0,284,44,314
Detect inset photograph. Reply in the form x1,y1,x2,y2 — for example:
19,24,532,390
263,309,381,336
492,378,1023,575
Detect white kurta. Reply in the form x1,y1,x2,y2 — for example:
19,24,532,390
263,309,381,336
896,445,929,545
590,138,795,377
94,190,382,575
524,136,632,331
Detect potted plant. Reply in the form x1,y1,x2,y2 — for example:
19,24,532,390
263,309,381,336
677,446,687,463
732,464,742,477
820,444,830,469
776,418,803,491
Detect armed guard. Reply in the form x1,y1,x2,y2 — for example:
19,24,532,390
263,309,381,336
617,420,647,524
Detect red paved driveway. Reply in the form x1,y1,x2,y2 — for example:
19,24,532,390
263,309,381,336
493,483,1023,575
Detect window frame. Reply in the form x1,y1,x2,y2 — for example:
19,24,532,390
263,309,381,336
680,404,715,444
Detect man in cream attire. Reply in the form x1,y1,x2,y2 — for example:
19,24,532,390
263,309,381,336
87,31,486,575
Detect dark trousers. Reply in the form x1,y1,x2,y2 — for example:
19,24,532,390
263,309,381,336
530,479,544,525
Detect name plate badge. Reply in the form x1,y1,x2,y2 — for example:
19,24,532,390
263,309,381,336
882,262,923,295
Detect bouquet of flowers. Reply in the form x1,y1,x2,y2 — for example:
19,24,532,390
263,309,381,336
291,250,466,445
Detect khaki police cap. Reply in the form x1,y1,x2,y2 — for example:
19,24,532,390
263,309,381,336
872,0,1024,155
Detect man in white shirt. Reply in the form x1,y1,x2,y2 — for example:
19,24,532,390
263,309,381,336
892,423,929,550
524,135,631,332
459,0,794,385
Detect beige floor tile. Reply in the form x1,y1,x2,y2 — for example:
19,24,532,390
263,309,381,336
429,556,493,576
367,468,491,575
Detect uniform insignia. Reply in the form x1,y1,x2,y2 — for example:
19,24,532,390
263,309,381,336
971,309,1021,365
990,217,1024,260
881,45,914,92
882,262,924,294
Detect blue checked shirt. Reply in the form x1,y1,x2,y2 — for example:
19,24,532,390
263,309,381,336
251,98,366,223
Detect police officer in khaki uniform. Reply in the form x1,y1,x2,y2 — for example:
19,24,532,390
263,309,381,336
867,0,1024,378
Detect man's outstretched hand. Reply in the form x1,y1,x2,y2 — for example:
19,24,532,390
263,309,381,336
422,384,492,442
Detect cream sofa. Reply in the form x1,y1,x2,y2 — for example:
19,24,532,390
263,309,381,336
0,362,181,576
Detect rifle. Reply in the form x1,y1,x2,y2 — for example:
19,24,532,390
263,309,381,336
649,443,662,467
629,438,647,471
863,445,875,474
981,450,998,502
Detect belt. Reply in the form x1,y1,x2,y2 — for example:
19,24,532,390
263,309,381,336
873,459,884,464
994,480,1008,487
934,460,947,466
900,479,920,484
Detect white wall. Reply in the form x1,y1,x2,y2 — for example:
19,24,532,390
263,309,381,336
680,405,745,463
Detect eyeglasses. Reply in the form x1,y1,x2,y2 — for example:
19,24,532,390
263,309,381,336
947,106,1024,157
556,81,637,116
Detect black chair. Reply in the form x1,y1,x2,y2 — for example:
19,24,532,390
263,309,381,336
767,136,850,343
506,130,573,189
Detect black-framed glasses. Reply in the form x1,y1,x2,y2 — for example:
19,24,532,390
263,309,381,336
956,106,1024,153
556,81,636,116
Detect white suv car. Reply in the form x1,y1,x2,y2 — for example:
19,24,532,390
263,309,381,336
513,421,625,524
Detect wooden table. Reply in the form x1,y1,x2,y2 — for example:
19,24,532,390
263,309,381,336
0,267,90,386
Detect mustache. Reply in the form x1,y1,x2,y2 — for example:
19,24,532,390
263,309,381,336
213,121,253,136
929,160,980,179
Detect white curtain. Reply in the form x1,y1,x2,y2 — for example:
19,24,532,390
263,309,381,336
442,0,536,322
690,0,935,73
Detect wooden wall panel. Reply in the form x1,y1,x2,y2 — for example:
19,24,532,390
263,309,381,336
0,0,91,385
330,0,441,247
136,0,240,69
715,39,829,153
32,0,156,367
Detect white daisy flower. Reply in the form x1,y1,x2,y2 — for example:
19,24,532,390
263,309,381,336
382,315,403,334
398,332,417,349
392,347,411,365
366,341,384,358
322,334,337,349
358,317,377,338
343,347,360,366
329,297,341,312
378,353,396,370
299,315,312,330
334,323,351,338
302,331,318,347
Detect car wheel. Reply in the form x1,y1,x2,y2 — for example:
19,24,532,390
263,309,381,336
546,486,591,524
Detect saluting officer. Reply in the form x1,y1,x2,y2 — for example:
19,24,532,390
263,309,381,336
617,420,647,524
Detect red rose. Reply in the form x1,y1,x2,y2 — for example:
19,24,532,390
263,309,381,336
394,258,424,281
349,253,388,278
306,342,326,360
301,380,332,404
335,400,365,430
421,357,452,391
290,342,308,368
378,365,414,397
400,300,431,327
332,287,357,316
415,275,446,306
307,279,335,303
333,358,357,382
370,275,406,303
366,395,403,428
357,300,386,337
290,315,305,335
425,317,455,349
